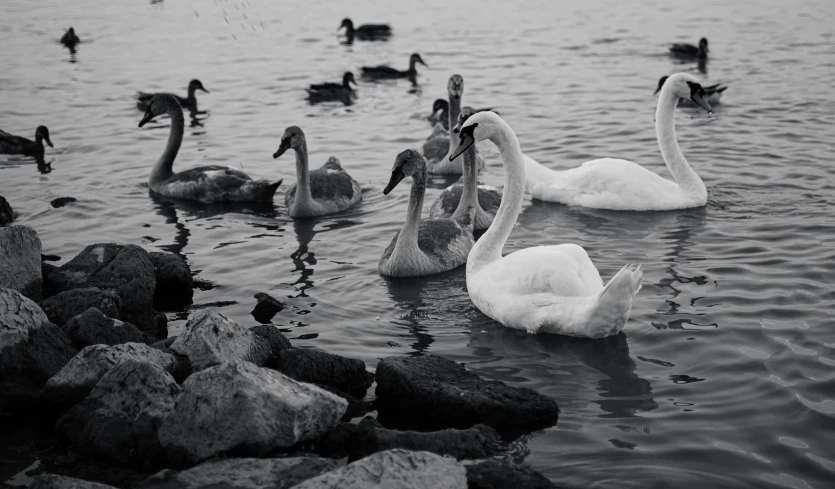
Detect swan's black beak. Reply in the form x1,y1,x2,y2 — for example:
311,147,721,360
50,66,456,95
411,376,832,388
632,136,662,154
273,138,291,159
138,110,155,128
690,92,713,113
449,132,474,161
45,136,54,148
383,168,406,195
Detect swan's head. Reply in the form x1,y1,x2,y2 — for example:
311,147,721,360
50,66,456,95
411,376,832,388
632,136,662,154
138,94,180,127
384,149,425,195
449,111,500,161
430,98,448,117
35,126,53,147
699,38,709,52
410,53,428,68
342,72,357,88
339,18,353,31
188,79,209,95
273,126,306,159
655,73,712,113
447,74,464,100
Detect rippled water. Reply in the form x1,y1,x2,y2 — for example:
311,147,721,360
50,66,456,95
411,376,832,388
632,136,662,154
2,0,835,487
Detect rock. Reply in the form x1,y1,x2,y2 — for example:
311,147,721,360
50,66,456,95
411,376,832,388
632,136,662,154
0,288,77,409
0,225,43,300
148,252,193,311
29,474,119,489
45,243,164,337
150,336,192,383
169,311,266,372
375,355,559,431
314,383,375,419
465,459,561,489
56,359,180,469
42,343,176,408
0,195,13,225
158,361,347,464
50,197,78,208
251,292,285,323
350,416,505,462
249,324,292,369
39,287,121,327
62,307,156,348
291,449,467,489
295,421,359,459
277,348,374,397
136,456,339,489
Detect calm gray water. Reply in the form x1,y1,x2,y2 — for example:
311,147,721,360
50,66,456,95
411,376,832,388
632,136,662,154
2,0,835,487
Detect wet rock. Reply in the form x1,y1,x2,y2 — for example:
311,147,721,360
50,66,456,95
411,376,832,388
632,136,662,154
62,307,156,348
39,287,121,327
169,311,266,372
148,252,193,311
277,347,374,397
42,343,176,408
29,474,119,489
158,361,347,464
314,383,375,419
251,292,285,323
291,449,467,489
45,243,164,337
50,197,78,208
249,324,292,369
465,459,561,489
0,287,77,409
375,355,559,431
56,359,181,469
295,421,359,459
0,195,13,225
150,336,192,383
136,456,340,489
0,225,43,300
350,416,505,462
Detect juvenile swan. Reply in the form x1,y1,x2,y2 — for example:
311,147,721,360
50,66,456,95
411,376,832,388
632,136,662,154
273,126,362,218
139,94,281,203
525,73,713,211
450,111,642,338
423,74,486,175
379,149,474,277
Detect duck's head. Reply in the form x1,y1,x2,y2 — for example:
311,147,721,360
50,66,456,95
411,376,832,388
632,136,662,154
188,79,209,95
273,126,306,159
67,27,75,36
384,149,425,195
35,126,53,147
657,73,712,113
410,53,428,68
447,74,464,101
339,18,353,31
342,72,357,88
699,38,709,52
450,111,502,161
138,94,179,127
431,98,448,117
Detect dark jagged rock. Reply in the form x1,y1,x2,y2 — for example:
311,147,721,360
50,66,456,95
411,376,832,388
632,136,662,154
0,288,77,411
62,307,156,348
375,355,559,431
50,197,78,208
0,195,13,225
249,324,292,369
0,224,43,300
56,359,181,469
251,292,285,323
295,421,359,459
148,252,193,311
39,287,121,327
30,474,119,489
150,336,192,383
314,383,375,419
277,347,374,397
465,459,562,489
169,311,269,372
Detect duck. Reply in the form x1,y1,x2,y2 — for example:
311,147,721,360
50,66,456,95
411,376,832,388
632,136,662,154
272,126,362,218
523,73,713,211
60,27,80,48
338,18,391,40
0,126,53,159
449,111,643,338
669,37,708,59
361,53,427,80
428,99,497,130
656,75,726,105
306,72,357,100
136,79,209,112
138,94,281,203
429,106,501,231
378,149,474,277
422,74,486,175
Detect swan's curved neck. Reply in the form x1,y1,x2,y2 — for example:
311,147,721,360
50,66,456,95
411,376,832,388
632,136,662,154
151,104,184,183
398,168,427,250
455,146,479,217
469,121,525,270
447,96,461,139
292,141,315,210
656,89,705,197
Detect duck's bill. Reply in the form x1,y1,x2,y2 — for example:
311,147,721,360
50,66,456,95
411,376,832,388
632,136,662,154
200,88,210,93
449,133,474,161
419,60,429,67
45,137,54,148
272,139,290,159
383,169,406,195
690,93,713,113
138,111,155,127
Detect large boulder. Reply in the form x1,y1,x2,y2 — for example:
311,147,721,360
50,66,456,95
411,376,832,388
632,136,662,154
249,324,292,369
56,359,181,469
290,449,467,489
0,225,43,300
375,355,559,431
148,252,193,311
0,287,77,409
45,243,164,337
39,287,120,327
42,343,176,407
169,311,269,372
464,459,561,489
62,307,156,348
29,475,119,489
158,361,347,464
0,195,13,225
136,457,339,489
277,347,373,397
149,336,192,383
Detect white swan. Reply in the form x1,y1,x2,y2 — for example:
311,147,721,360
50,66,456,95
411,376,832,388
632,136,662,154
524,72,713,211
449,111,643,338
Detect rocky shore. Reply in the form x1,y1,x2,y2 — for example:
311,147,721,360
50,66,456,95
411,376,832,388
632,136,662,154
1,217,564,489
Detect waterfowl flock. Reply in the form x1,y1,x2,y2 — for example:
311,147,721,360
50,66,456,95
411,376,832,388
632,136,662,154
0,22,730,340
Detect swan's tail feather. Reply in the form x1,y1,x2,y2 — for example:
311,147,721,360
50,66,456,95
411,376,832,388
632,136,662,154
589,264,642,338
243,179,283,202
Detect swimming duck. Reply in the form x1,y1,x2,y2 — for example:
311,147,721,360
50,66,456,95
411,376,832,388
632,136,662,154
136,79,209,112
138,94,281,203
669,38,708,59
0,126,53,159
361,53,427,80
378,149,474,277
423,74,486,175
429,107,501,232
428,99,497,130
60,27,80,48
306,72,357,99
338,18,391,40
449,111,643,337
656,75,726,105
524,73,712,211
272,126,362,218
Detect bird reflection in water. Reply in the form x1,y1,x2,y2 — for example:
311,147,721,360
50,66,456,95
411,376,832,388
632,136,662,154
288,218,362,300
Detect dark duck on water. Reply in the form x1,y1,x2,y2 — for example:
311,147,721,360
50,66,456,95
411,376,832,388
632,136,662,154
136,79,209,112
669,37,708,59
0,126,53,160
306,72,357,100
361,53,427,80
338,18,391,40
60,27,80,48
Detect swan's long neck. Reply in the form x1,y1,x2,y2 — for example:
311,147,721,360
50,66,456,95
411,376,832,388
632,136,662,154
150,104,184,183
455,145,479,217
397,169,426,252
292,141,315,210
447,96,461,140
469,121,525,271
656,89,705,198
